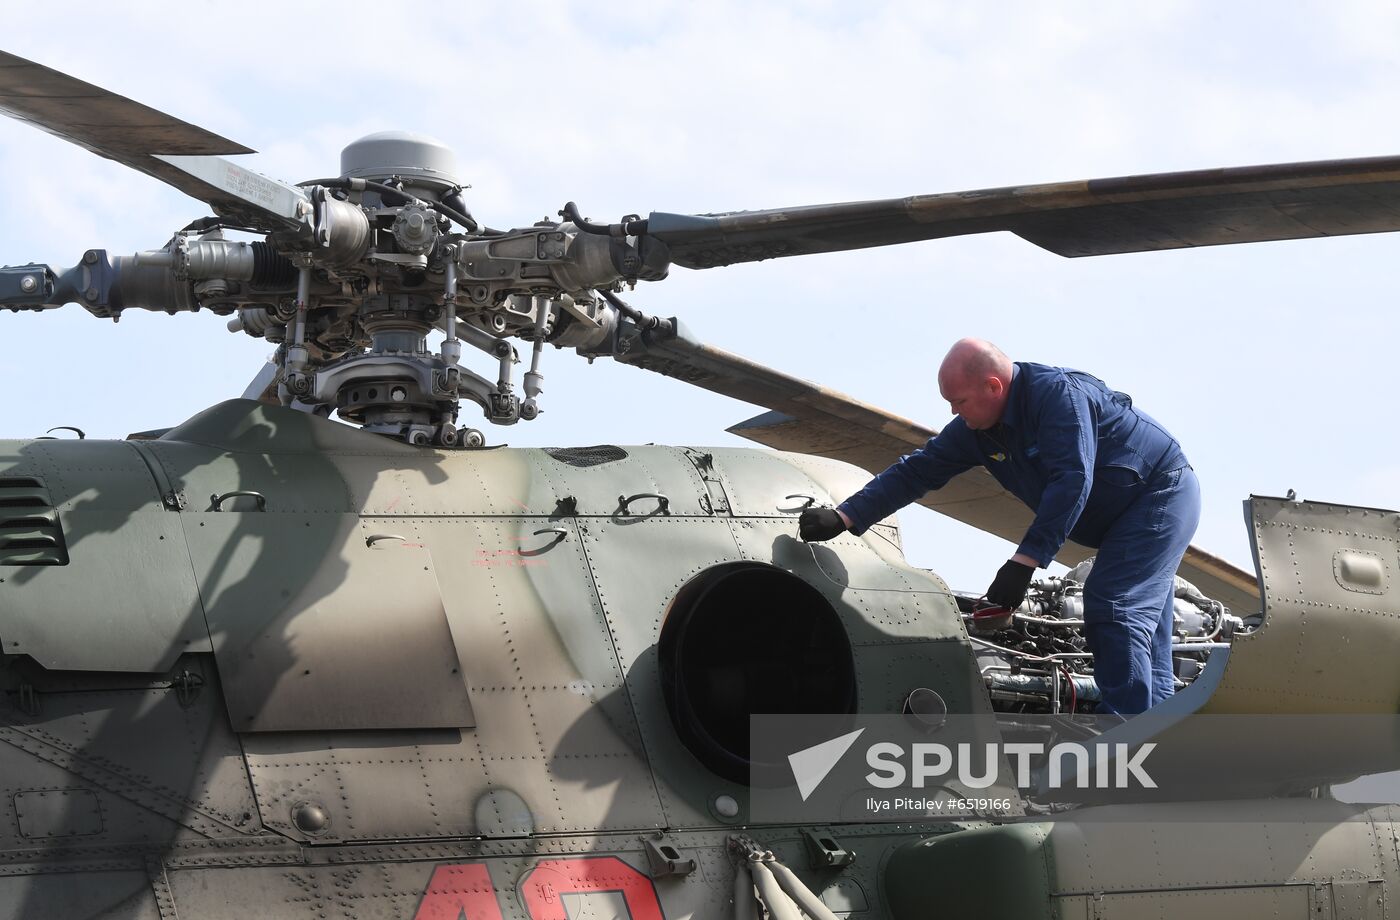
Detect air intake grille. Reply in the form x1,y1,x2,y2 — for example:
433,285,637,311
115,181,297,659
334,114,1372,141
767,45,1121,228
544,446,628,468
0,477,67,565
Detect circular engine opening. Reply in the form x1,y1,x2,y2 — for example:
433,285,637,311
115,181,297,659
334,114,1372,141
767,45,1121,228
659,563,857,784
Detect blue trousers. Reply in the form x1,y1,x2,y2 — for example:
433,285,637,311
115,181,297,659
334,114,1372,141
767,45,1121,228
1082,466,1201,715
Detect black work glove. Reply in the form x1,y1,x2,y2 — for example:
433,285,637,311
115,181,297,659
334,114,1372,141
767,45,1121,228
799,507,847,542
985,559,1035,609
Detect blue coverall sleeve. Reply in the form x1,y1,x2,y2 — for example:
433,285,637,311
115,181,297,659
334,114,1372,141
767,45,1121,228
1017,378,1097,567
837,424,980,535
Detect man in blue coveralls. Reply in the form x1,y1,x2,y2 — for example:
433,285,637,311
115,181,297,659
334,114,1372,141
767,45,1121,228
798,338,1200,715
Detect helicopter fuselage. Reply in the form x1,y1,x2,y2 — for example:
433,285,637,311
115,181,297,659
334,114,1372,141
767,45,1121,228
3,399,1400,918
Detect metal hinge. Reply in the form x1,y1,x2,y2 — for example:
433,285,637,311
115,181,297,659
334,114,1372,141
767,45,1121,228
644,835,697,877
683,448,731,516
1309,882,1334,920
172,670,204,709
128,441,187,513
803,830,856,869
15,681,39,717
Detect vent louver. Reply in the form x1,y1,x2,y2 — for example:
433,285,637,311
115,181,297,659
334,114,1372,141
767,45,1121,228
544,446,628,468
0,477,67,565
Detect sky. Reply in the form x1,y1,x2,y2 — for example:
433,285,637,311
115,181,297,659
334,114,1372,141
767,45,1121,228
1,1,1398,594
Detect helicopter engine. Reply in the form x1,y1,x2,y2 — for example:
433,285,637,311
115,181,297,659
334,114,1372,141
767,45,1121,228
964,558,1243,714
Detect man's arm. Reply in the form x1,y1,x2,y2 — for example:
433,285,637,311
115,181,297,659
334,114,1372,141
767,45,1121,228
835,422,981,536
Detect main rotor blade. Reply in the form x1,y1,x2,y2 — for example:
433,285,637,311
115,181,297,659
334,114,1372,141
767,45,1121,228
647,155,1400,268
0,51,301,230
614,322,1260,611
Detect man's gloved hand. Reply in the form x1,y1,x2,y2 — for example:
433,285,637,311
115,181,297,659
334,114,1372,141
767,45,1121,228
799,507,847,542
985,559,1035,609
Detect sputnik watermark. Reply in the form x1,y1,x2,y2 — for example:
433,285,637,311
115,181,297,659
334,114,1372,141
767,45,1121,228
785,732,1156,803
757,714,1165,822
864,741,1157,791
755,713,1400,824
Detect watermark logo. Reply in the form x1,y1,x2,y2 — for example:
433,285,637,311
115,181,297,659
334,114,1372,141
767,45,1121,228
753,714,1167,823
788,728,865,801
786,729,1155,802
755,713,1400,825
865,740,1157,790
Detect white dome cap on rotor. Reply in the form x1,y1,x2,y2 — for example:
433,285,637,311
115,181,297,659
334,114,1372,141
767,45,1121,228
339,131,462,192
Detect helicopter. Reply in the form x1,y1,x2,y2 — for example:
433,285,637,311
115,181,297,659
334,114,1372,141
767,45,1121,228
2,45,1400,920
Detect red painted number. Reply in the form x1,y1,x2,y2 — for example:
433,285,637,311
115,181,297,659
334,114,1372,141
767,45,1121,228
414,856,665,919
414,863,504,920
520,857,664,920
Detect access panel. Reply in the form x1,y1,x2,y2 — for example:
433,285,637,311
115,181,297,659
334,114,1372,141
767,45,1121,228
183,512,472,732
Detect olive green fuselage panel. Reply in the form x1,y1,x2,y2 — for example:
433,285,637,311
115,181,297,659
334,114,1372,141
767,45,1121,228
0,401,978,849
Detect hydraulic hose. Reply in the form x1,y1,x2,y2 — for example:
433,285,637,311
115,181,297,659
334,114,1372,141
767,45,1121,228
299,177,480,233
559,201,649,237
598,288,674,336
748,861,802,920
729,835,836,920
732,861,759,920
769,861,843,920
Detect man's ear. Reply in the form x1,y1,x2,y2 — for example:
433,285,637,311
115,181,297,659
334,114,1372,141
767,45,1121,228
986,375,1005,397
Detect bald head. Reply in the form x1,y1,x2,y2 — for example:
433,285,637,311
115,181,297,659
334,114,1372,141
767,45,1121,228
937,338,1014,430
940,338,1013,387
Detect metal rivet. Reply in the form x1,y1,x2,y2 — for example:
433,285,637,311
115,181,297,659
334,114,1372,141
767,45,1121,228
18,275,36,293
